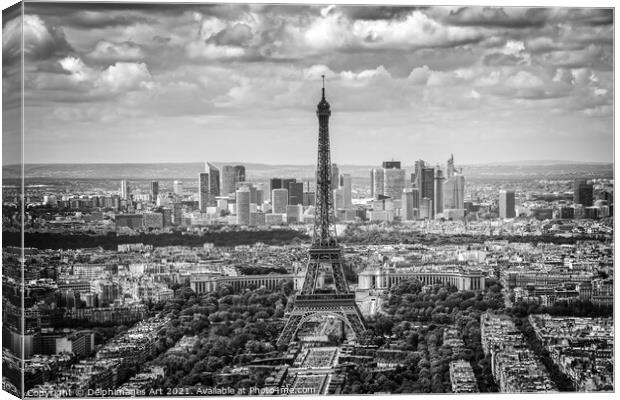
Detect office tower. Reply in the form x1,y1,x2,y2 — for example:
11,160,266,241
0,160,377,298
574,179,594,207
499,190,516,219
382,161,401,169
236,187,251,225
288,182,304,205
446,154,456,179
150,181,159,201
256,187,264,205
221,165,237,196
402,189,415,220
411,188,420,210
198,173,210,212
120,180,129,200
419,167,435,217
172,203,182,225
238,182,257,203
272,188,289,214
384,167,406,200
173,180,183,195
420,197,432,219
198,165,220,212
413,159,425,185
334,188,345,209
341,174,352,208
303,191,316,206
270,178,283,192
234,165,246,185
434,167,445,217
443,174,465,209
205,162,220,196
331,163,339,189
222,165,246,195
286,204,303,224
371,168,384,199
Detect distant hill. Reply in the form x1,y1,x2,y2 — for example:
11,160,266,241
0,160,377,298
2,161,613,182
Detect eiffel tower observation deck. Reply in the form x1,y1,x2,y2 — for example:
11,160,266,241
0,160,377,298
277,78,366,346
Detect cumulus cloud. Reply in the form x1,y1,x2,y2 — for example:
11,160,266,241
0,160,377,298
3,14,72,64
87,40,145,62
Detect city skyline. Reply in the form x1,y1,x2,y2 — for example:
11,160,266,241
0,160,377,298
2,3,613,165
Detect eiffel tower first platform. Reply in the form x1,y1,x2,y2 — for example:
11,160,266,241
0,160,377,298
277,78,366,346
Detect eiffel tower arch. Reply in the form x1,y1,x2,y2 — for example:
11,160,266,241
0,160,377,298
277,78,366,346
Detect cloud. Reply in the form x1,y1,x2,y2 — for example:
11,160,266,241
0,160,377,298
407,65,431,85
212,23,253,46
3,14,72,65
440,7,550,28
86,40,145,62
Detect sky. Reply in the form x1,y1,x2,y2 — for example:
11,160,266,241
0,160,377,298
1,2,614,166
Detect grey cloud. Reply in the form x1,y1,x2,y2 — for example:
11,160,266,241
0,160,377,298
212,23,253,47
444,7,549,28
336,6,422,21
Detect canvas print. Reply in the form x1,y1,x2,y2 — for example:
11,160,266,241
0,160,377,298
1,1,614,398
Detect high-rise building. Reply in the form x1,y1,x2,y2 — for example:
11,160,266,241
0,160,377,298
371,168,384,199
221,165,246,196
303,191,316,206
331,163,339,190
382,161,401,169
150,181,159,201
499,190,516,219
341,174,352,208
402,189,416,220
384,167,406,200
444,174,465,210
574,179,594,207
173,180,183,196
420,197,432,219
288,182,304,205
270,178,283,192
272,188,289,214
198,163,220,212
419,167,435,217
236,187,251,225
434,167,445,217
120,180,130,200
334,188,345,209
413,159,425,185
446,154,456,179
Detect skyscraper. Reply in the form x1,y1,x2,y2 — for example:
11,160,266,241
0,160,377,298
272,188,289,214
221,165,246,196
334,187,345,209
341,174,352,208
236,187,251,225
446,154,456,179
331,163,339,190
434,167,445,217
120,180,129,200
371,168,384,199
173,180,183,196
382,161,401,169
198,163,220,212
384,165,406,200
150,181,159,202
402,189,415,220
499,190,516,219
413,159,425,185
574,179,594,207
419,167,435,217
288,181,304,205
443,174,465,210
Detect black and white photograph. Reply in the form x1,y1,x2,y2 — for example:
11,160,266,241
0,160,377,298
1,1,615,398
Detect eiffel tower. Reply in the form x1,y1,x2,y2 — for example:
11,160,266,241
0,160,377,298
277,77,366,346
